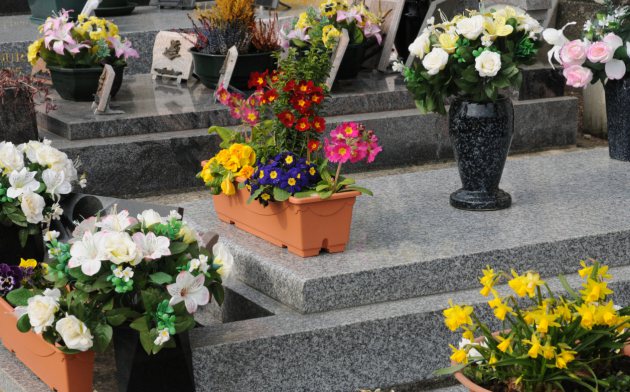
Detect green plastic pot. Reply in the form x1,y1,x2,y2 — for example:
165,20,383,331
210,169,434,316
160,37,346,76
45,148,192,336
190,49,277,91
48,66,103,102
94,0,136,17
27,0,87,23
336,42,367,80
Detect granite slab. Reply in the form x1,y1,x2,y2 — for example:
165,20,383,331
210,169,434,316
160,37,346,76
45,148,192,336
180,148,630,314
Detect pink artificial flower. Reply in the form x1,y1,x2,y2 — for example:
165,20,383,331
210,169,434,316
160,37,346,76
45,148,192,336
215,86,231,106
279,23,291,49
366,143,383,163
363,21,383,45
339,122,360,138
287,27,310,42
337,9,362,24
242,106,260,126
559,40,587,66
43,18,78,55
586,41,614,63
563,65,593,88
108,37,139,60
167,271,210,314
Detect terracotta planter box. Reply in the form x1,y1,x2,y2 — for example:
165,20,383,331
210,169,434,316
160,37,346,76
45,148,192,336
212,185,360,257
0,298,94,392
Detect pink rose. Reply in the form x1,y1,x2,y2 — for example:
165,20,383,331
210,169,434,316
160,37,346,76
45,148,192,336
560,40,587,66
563,65,593,88
586,41,614,63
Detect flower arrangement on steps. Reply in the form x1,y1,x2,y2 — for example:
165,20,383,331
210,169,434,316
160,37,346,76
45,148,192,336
0,139,86,266
0,208,230,392
27,0,87,23
437,260,630,392
398,6,543,211
543,1,630,162
199,48,382,257
27,11,139,101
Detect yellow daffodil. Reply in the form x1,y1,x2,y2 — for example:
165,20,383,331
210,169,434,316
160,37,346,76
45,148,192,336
488,353,498,366
555,347,577,369
493,300,513,321
581,278,613,303
533,312,560,334
19,258,37,269
554,302,573,322
576,303,596,329
449,344,468,364
496,335,513,353
522,334,543,358
443,300,473,331
595,301,618,327
462,328,474,341
484,16,514,37
542,340,556,360
508,270,543,298
479,266,497,297
438,33,458,54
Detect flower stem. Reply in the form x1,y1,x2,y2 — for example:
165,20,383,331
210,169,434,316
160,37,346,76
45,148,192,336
333,162,343,192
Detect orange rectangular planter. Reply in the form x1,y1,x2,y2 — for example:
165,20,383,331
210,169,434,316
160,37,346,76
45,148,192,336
212,185,360,257
0,298,95,392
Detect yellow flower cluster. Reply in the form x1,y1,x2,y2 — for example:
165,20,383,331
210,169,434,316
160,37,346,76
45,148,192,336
27,39,44,66
75,15,120,42
322,25,341,49
319,0,348,18
200,144,256,196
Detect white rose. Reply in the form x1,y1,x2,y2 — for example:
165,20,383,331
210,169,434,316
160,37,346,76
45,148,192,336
213,242,234,278
19,140,44,163
456,15,484,40
21,192,46,224
137,209,163,228
0,142,24,173
26,289,61,334
422,47,449,75
100,231,142,265
408,31,431,60
55,315,93,351
35,145,69,171
475,50,502,77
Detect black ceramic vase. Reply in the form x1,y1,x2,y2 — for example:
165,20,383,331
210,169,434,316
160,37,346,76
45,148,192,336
113,326,195,392
0,223,45,265
604,77,630,162
448,96,514,211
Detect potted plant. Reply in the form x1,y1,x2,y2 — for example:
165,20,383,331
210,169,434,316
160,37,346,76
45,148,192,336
0,259,95,392
199,49,382,257
94,0,137,17
281,0,387,80
397,7,543,210
27,0,87,23
38,208,228,392
437,260,630,391
543,1,630,162
0,139,85,266
188,0,281,90
27,11,139,101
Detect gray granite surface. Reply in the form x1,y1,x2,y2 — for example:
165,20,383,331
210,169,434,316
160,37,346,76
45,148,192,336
180,148,630,313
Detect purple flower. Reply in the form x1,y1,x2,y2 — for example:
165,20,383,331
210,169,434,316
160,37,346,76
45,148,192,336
287,28,310,43
108,37,139,60
363,21,382,45
337,9,362,24
0,264,24,296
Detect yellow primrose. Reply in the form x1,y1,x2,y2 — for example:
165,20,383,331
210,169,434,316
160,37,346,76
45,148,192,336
581,278,613,303
220,177,236,196
19,258,38,269
449,344,468,364
522,334,543,359
443,300,473,331
237,165,255,179
484,16,514,37
200,168,214,183
496,335,513,353
438,33,458,54
555,348,576,369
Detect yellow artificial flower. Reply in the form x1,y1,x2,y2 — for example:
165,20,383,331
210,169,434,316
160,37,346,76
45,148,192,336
322,25,341,49
320,0,340,18
438,33,458,54
296,12,311,30
27,39,43,66
522,333,543,359
237,165,255,179
581,278,613,303
177,225,197,244
555,347,577,369
576,303,596,329
443,300,473,331
496,335,513,353
484,16,514,37
220,177,236,196
493,6,517,20
19,258,37,269
449,344,468,364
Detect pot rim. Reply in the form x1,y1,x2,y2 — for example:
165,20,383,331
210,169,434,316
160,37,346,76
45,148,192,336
189,48,277,58
233,177,361,204
47,65,105,73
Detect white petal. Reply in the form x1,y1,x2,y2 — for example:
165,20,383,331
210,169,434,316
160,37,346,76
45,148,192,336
81,259,102,276
606,59,626,80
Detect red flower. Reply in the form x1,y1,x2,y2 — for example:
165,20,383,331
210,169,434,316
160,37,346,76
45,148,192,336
278,110,296,127
310,92,324,105
312,116,326,133
291,96,312,114
295,117,311,132
307,139,321,152
248,71,268,90
283,79,297,92
270,70,281,84
312,85,323,95
216,87,230,106
296,80,315,94
264,89,279,104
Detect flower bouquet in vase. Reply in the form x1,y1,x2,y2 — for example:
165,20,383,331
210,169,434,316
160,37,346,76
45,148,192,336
199,48,382,257
543,1,630,161
398,7,543,210
437,260,630,391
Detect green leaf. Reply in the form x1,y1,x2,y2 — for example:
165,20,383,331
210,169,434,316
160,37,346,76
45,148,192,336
169,241,189,255
558,275,580,300
6,287,37,307
149,272,173,285
174,315,196,334
273,187,290,202
344,186,373,196
293,190,317,198
433,363,467,376
319,190,333,199
91,323,113,353
18,228,28,248
139,330,154,355
130,316,150,332
17,314,31,333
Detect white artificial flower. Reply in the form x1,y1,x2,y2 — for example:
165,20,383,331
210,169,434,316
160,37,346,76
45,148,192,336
132,232,171,261
392,61,405,73
55,315,93,351
422,47,449,76
456,15,484,40
189,254,210,273
68,231,106,276
7,168,40,199
168,210,182,221
79,174,87,189
0,142,24,173
100,231,142,265
213,242,233,278
154,328,170,346
71,216,98,241
97,209,137,232
137,209,163,228
408,31,431,60
21,192,46,224
42,169,72,197
23,288,61,334
19,140,44,162
543,22,576,68
113,266,134,282
475,50,502,77
189,258,201,272
178,224,201,245
34,144,69,172
167,271,210,314
43,230,60,242
518,15,542,35
50,203,63,221
481,35,493,47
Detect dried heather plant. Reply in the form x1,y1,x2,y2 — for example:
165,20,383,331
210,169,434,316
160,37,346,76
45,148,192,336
251,15,281,52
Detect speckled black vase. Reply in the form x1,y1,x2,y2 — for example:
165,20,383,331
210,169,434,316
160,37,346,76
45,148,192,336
448,97,514,211
604,77,630,162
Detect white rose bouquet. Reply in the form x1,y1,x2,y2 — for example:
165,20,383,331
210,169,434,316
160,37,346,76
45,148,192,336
0,139,85,247
397,7,543,114
5,208,228,355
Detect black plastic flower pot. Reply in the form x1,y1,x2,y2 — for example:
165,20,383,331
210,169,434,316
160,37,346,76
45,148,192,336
0,223,45,266
0,88,38,144
111,64,126,99
94,0,136,17
190,49,277,91
27,0,87,23
604,76,630,162
448,96,514,211
394,0,428,60
335,42,367,80
48,66,103,102
113,326,195,392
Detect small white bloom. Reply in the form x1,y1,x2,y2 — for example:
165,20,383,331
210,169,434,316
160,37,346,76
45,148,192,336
475,50,502,77
69,231,106,276
55,315,93,351
408,31,431,60
167,271,210,314
21,192,46,224
422,47,449,76
79,174,87,189
137,209,163,228
189,258,201,272
189,254,210,273
132,232,171,261
0,142,24,174
392,61,405,73
213,243,233,278
481,35,493,47
456,15,484,40
97,208,137,232
44,230,60,242
113,266,134,282
168,210,182,221
42,169,72,198
50,203,63,221
7,168,40,199
154,328,170,346
24,288,61,334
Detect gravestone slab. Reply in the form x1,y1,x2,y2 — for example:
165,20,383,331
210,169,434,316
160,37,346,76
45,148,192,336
151,32,195,82
0,90,38,144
